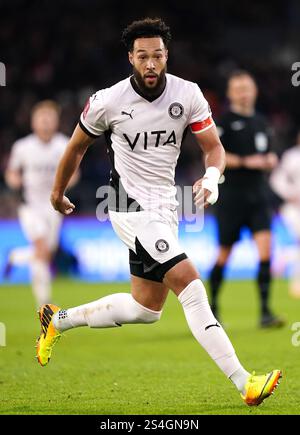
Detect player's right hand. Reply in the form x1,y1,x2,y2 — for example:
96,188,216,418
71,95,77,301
50,193,75,215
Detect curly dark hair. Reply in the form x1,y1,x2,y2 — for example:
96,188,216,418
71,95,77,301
121,18,171,52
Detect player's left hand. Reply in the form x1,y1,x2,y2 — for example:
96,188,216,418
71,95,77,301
50,193,75,215
193,178,219,209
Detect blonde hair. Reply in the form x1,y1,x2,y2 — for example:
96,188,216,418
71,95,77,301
31,100,61,117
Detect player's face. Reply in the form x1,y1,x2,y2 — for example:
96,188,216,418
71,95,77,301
129,37,168,92
227,76,258,110
31,108,59,142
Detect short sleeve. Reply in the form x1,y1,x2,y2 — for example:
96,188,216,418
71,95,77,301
189,83,214,134
79,91,108,138
7,142,23,171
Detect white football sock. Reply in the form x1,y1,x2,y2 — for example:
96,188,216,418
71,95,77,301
31,258,52,307
178,279,250,390
9,246,33,266
230,367,250,395
53,292,162,332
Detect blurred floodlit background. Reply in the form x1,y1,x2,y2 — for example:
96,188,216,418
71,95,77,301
0,0,299,283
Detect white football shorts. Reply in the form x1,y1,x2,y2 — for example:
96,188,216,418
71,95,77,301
18,204,63,251
109,208,187,282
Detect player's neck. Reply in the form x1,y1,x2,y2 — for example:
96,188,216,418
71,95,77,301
35,132,55,143
130,75,166,102
230,104,255,117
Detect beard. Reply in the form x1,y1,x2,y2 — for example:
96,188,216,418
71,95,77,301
133,66,167,97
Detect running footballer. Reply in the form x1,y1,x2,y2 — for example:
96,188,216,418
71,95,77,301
36,18,281,407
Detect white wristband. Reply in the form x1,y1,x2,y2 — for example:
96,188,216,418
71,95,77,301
202,167,221,205
204,167,221,184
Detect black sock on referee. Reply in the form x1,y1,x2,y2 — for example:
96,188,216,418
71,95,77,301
209,264,225,316
257,260,271,316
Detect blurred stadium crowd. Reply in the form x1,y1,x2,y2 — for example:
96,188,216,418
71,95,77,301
0,0,299,216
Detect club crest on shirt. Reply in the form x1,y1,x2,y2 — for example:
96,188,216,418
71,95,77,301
155,239,169,253
83,99,90,119
168,102,184,119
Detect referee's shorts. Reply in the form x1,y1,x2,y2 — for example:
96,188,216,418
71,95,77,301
215,187,272,246
109,208,187,283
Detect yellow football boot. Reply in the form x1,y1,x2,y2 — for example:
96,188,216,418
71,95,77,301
36,304,61,367
241,370,282,406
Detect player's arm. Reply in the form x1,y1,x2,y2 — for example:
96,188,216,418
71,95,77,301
242,152,278,170
5,142,23,190
224,151,278,170
51,124,94,215
4,168,22,190
192,123,226,208
67,168,81,190
225,152,244,168
270,154,298,202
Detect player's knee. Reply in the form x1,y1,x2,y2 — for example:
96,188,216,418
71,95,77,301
34,239,51,262
178,278,210,308
164,259,200,294
178,279,217,321
217,246,232,264
132,297,162,324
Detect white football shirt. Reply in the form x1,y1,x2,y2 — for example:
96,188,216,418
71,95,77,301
80,73,214,210
8,133,69,206
270,145,300,202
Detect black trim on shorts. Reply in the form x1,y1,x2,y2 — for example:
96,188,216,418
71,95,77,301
130,238,188,282
78,119,101,138
129,250,162,283
156,253,188,280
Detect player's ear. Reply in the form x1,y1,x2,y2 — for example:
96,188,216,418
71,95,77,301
128,51,134,66
165,49,168,61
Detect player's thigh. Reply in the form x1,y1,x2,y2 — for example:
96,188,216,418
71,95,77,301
216,204,243,246
163,258,200,296
45,210,63,252
249,203,272,260
134,209,184,265
18,205,50,258
281,203,300,239
253,230,271,261
109,210,136,252
33,237,51,261
111,208,187,277
131,274,169,311
18,205,46,241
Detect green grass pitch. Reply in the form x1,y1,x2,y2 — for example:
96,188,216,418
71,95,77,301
0,278,299,415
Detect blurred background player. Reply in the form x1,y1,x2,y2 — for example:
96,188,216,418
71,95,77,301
208,70,284,328
4,100,78,307
270,130,300,298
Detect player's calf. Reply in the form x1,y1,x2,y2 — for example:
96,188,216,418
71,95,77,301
52,292,162,331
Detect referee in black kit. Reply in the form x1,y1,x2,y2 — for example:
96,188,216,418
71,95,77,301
209,70,284,328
